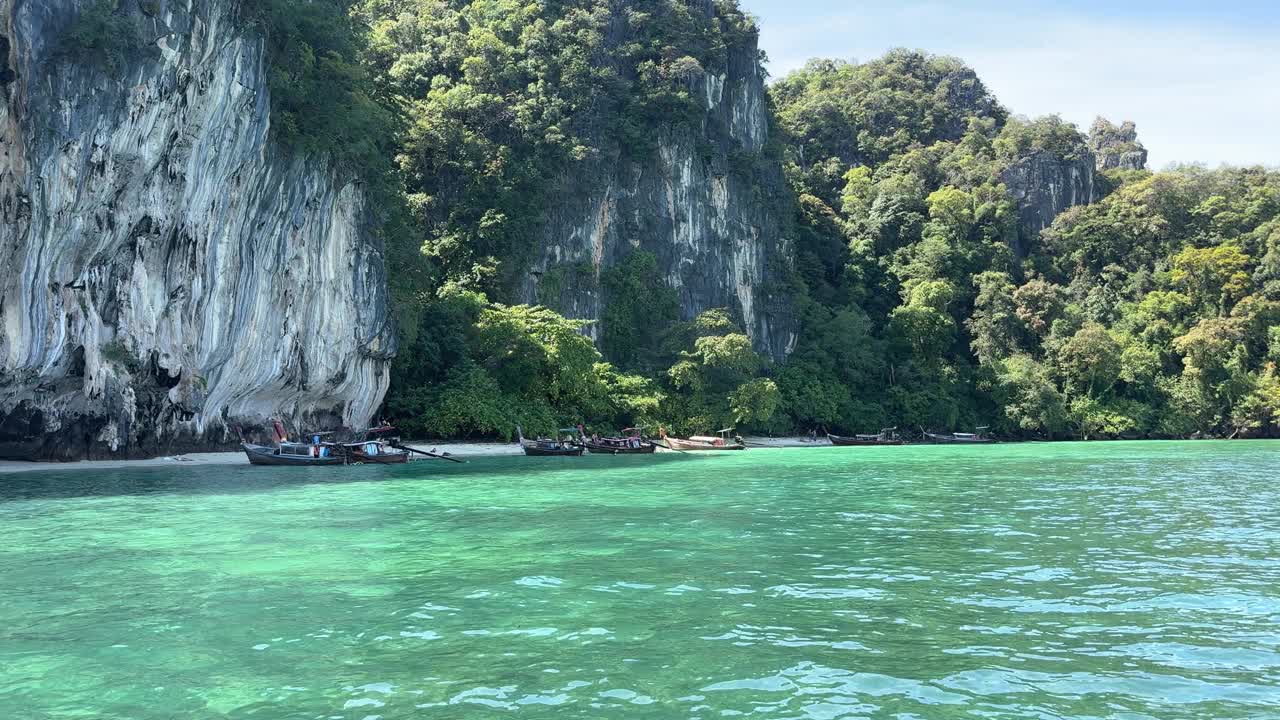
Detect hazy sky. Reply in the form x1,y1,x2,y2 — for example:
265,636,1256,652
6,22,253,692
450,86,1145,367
740,0,1280,168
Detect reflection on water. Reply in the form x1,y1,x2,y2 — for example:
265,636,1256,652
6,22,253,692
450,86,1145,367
2,441,1278,718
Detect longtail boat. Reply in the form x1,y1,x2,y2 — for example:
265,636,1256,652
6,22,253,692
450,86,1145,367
242,442,346,466
582,427,657,454
924,426,994,444
828,427,904,446
242,420,429,466
517,426,584,457
243,439,412,466
342,440,411,464
659,428,746,451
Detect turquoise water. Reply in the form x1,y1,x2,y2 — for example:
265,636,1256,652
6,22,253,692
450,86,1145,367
2,442,1279,719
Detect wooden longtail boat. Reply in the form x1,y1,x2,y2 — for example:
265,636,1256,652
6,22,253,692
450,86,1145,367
242,422,459,466
243,441,410,465
828,428,905,446
242,442,346,466
517,426,585,457
924,427,994,444
659,428,746,451
343,441,411,464
583,428,657,454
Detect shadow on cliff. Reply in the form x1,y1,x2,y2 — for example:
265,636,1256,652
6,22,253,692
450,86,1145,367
0,452,711,502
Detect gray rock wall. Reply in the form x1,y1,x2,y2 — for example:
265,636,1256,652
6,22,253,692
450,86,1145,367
1096,149,1148,172
1089,118,1149,172
1000,150,1099,257
0,0,394,459
518,9,795,361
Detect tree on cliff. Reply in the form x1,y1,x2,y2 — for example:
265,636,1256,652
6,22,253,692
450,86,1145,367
768,49,1280,439
242,2,1280,440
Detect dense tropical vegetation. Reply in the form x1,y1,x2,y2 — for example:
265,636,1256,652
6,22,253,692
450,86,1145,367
770,53,1280,439
66,1,1280,439
342,0,773,438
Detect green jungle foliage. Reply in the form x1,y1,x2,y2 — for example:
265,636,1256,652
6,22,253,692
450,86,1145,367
600,251,681,372
66,2,1277,440
771,52,1280,440
242,0,399,175
385,289,775,439
356,0,780,437
385,285,664,439
59,0,150,71
354,0,757,294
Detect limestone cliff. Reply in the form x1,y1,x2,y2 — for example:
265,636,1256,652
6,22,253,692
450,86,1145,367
1000,149,1099,257
1089,117,1149,172
518,4,795,361
1000,120,1146,256
0,0,394,460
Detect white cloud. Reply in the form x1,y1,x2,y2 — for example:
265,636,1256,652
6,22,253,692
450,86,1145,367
748,1,1280,168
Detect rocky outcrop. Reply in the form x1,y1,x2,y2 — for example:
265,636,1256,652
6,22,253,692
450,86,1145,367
1000,149,1099,257
1089,117,1148,172
518,5,795,360
0,0,394,460
999,118,1145,257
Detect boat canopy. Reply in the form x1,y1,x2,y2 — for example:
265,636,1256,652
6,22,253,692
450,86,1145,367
279,442,332,458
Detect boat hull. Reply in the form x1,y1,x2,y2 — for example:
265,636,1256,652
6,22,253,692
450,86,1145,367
521,444,585,457
828,435,905,447
583,441,657,455
662,438,746,451
924,433,993,444
351,450,410,464
242,444,346,466
341,440,412,464
515,424,584,456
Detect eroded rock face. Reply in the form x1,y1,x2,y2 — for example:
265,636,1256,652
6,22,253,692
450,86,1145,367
0,0,393,460
1000,150,1099,257
518,7,795,361
1089,117,1149,172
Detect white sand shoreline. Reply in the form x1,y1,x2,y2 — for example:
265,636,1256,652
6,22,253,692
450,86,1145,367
0,436,825,474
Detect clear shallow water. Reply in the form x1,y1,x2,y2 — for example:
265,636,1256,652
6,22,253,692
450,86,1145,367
2,442,1279,719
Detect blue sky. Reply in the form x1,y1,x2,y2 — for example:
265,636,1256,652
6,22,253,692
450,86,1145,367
740,0,1280,168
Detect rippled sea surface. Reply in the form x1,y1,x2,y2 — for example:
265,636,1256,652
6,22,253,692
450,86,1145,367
3,442,1280,719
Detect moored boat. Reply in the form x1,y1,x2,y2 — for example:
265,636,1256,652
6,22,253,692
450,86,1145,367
343,440,411,464
583,428,657,454
242,421,461,466
924,427,994,444
242,442,346,466
659,428,746,451
517,426,585,457
828,428,904,446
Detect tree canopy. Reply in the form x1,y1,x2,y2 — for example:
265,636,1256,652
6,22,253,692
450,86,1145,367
63,2,1278,440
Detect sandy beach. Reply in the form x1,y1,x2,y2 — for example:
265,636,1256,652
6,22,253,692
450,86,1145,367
0,436,827,473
